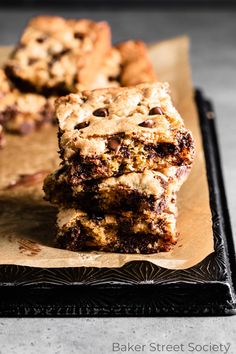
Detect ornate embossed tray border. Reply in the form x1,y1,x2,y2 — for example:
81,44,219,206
0,90,235,316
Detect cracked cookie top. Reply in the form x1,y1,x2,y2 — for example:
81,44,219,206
5,16,111,94
56,82,186,157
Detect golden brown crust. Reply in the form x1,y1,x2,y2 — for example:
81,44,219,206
74,47,121,92
56,82,185,158
115,40,157,86
5,16,111,94
74,40,157,91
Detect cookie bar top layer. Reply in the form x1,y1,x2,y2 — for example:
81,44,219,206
57,82,185,157
0,69,55,134
5,16,111,94
56,205,177,254
56,83,194,181
115,40,157,86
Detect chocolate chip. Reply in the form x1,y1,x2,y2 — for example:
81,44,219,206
74,32,85,40
51,49,70,63
28,58,38,65
118,163,126,175
108,138,121,153
93,108,108,117
36,36,47,43
119,145,130,158
60,48,71,56
74,121,90,130
149,107,163,115
139,119,154,128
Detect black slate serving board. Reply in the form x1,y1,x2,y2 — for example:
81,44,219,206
0,90,235,316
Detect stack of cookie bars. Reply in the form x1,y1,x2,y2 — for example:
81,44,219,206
0,15,195,253
0,15,156,143
44,83,194,253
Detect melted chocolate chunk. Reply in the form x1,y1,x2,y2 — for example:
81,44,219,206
75,121,90,130
179,132,193,150
145,143,176,157
93,108,108,117
57,222,98,252
107,138,121,153
57,226,81,251
117,163,126,175
149,106,163,115
28,58,38,65
74,32,85,40
108,75,118,82
36,36,47,43
154,143,176,157
5,65,69,96
117,231,162,254
139,119,154,128
51,49,71,63
119,145,130,158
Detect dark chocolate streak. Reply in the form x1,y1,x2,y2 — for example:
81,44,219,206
0,103,55,135
50,48,71,64
44,174,166,215
56,223,173,254
114,232,173,254
67,132,193,182
144,142,176,158
56,223,96,252
5,65,70,96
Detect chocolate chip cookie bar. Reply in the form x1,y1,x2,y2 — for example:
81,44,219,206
55,203,177,254
5,16,111,95
0,69,55,134
75,39,157,91
56,83,194,182
115,40,157,86
44,166,189,215
75,47,121,91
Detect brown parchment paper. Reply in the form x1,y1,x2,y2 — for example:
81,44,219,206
0,36,214,269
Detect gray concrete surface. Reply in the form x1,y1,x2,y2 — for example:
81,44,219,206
0,317,235,354
0,8,235,354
